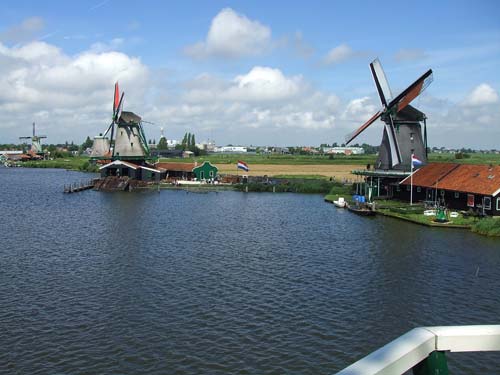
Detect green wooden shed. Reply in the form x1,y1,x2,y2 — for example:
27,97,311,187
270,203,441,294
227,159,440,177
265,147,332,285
193,161,218,181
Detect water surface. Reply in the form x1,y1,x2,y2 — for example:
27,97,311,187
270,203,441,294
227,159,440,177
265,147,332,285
1,168,499,374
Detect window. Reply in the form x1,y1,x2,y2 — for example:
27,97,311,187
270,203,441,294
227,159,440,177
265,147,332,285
467,194,475,207
200,171,205,179
131,142,134,148
454,192,460,198
497,198,500,211
396,185,400,192
416,187,421,193
484,197,492,210
406,185,410,191
209,171,214,177
440,190,445,197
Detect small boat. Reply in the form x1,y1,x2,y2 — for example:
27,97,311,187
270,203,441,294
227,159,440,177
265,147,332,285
347,203,376,216
333,197,346,208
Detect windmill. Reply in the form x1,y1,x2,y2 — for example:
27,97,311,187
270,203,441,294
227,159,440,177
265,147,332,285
101,82,150,162
345,59,433,171
19,122,47,154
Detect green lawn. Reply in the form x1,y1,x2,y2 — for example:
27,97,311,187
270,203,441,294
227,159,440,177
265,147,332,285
159,153,377,165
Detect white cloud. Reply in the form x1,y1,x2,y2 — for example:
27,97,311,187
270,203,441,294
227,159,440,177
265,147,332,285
0,40,149,141
226,66,301,101
342,97,377,122
0,17,45,43
462,83,499,106
184,8,271,59
324,44,355,65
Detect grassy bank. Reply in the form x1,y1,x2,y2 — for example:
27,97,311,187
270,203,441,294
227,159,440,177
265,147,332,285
234,178,347,194
22,157,98,173
328,196,500,236
471,218,500,236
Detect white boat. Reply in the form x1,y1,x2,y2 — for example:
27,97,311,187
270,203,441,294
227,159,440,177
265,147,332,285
333,197,346,208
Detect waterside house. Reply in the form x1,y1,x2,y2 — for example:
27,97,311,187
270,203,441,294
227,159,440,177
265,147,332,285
396,163,500,216
99,160,163,181
155,161,219,181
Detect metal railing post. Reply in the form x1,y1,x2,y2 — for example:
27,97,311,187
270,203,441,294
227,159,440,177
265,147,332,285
412,351,449,375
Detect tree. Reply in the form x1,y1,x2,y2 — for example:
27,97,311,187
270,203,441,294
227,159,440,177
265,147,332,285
81,136,93,150
157,137,168,150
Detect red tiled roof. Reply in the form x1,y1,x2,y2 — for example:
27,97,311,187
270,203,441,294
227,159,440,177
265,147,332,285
400,163,459,188
401,163,500,196
155,162,196,172
439,164,500,196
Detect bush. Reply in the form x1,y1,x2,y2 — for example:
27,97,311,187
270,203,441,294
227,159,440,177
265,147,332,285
471,218,500,237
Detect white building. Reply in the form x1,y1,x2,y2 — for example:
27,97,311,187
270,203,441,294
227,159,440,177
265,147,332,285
213,146,248,153
323,147,365,155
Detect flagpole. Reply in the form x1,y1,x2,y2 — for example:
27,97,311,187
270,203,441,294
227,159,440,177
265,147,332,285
410,152,414,206
410,164,413,206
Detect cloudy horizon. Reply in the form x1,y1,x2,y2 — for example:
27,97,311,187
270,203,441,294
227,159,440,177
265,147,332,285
1,1,499,148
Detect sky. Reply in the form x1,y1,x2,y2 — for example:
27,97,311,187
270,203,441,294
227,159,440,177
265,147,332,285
0,0,499,148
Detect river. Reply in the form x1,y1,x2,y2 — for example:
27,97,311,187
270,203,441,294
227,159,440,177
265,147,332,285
1,168,499,374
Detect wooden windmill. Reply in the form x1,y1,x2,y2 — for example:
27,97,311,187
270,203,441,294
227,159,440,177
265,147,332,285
345,59,433,170
19,122,46,154
103,82,150,162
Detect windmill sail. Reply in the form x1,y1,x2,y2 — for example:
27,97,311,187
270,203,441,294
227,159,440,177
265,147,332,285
370,58,393,106
387,69,433,114
345,110,382,145
385,117,402,166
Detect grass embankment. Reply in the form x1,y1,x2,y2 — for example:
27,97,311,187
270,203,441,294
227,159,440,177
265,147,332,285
471,218,500,236
338,198,500,236
22,157,98,173
234,178,350,194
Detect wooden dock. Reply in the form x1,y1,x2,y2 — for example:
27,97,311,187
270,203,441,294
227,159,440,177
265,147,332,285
64,179,96,193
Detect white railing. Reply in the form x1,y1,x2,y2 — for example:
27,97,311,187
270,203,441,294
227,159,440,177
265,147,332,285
335,325,500,375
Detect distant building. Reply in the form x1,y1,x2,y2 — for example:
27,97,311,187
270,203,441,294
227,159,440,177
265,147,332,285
323,147,365,155
214,146,247,153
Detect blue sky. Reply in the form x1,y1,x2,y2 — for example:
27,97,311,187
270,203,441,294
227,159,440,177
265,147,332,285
1,0,499,147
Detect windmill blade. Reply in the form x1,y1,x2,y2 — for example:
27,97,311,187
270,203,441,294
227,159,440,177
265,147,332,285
370,58,393,106
387,69,433,114
386,115,402,166
103,121,114,136
113,82,120,116
345,110,382,145
114,92,125,122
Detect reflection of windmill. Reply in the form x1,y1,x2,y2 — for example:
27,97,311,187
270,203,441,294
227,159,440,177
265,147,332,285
346,59,433,171
103,82,150,161
19,122,47,154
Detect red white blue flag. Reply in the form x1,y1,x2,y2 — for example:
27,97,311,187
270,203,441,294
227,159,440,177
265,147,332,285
411,154,423,168
237,160,249,171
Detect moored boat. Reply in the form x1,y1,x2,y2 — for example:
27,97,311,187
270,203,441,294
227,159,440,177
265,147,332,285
333,197,346,208
347,203,376,216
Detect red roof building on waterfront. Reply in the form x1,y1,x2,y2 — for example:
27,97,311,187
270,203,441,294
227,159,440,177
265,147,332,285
398,163,500,215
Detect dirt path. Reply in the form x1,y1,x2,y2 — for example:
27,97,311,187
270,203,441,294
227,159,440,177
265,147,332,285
216,164,364,180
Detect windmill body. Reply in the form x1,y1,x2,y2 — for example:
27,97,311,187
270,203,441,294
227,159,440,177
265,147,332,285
90,135,110,158
376,105,427,170
112,111,149,160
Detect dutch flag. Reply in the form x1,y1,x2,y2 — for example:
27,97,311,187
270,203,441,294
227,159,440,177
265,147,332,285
411,154,423,169
237,160,249,172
